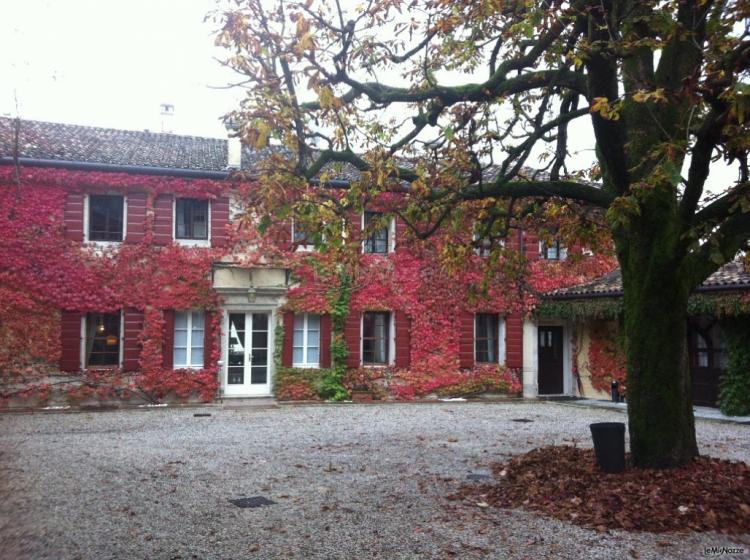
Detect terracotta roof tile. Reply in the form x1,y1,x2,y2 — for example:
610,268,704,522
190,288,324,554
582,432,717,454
549,260,750,298
0,117,228,171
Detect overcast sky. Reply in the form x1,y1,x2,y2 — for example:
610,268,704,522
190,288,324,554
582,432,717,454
1,0,240,137
1,0,737,193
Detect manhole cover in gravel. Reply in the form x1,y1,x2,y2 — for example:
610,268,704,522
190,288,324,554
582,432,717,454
511,418,533,423
229,496,276,508
466,472,492,482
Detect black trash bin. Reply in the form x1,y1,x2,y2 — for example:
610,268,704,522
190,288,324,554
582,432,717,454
589,422,626,473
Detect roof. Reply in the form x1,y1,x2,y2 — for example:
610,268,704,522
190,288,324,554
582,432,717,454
0,117,228,172
0,117,569,186
549,260,750,298
0,117,367,181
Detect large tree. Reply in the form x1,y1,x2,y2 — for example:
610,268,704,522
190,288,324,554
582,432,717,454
213,0,750,467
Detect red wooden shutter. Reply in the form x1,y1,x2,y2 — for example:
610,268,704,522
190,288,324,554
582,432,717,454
523,231,540,259
63,193,85,242
122,308,144,371
320,314,332,368
394,310,411,368
203,311,214,369
282,312,294,367
125,192,147,244
60,311,82,371
458,311,474,369
344,311,360,368
153,194,173,246
210,196,230,248
505,314,523,369
162,309,175,369
394,217,407,251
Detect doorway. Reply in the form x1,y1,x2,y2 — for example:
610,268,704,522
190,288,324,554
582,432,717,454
224,312,272,397
538,325,564,395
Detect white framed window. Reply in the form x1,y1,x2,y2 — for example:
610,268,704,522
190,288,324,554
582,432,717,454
293,313,320,367
474,314,506,365
291,220,316,252
81,311,123,368
472,231,505,257
84,194,127,244
174,310,205,368
362,211,396,254
472,220,506,257
540,240,568,260
361,311,395,366
174,198,211,247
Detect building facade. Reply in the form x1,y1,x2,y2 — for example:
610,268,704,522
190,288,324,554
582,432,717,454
14,116,732,406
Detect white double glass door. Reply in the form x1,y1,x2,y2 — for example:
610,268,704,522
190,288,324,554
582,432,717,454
224,312,272,396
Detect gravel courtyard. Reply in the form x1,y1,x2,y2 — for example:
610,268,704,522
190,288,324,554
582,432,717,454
1,402,748,560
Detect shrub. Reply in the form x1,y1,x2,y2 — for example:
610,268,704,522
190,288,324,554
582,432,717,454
718,318,750,416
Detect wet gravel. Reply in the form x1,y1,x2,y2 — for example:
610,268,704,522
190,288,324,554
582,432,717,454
0,401,748,559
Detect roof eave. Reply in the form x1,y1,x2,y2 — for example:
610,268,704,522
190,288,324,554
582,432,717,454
546,282,750,300
0,156,231,180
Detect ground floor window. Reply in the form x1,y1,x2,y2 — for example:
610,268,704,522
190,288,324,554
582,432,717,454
363,311,390,365
293,313,320,367
475,313,499,363
85,312,121,367
174,310,205,368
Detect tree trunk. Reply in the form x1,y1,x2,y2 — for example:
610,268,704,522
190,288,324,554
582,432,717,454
621,263,699,468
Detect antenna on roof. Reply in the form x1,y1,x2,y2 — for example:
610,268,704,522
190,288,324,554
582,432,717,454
160,103,174,133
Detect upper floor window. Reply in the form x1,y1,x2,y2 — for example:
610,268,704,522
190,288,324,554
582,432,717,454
176,199,209,240
362,311,391,365
85,311,121,367
363,211,389,254
291,220,316,251
473,233,492,258
541,240,566,260
89,195,124,242
174,310,205,368
293,313,320,367
475,313,499,363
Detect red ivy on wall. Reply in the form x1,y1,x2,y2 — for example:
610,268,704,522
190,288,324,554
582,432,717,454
1,165,618,404
587,323,628,393
0,166,228,404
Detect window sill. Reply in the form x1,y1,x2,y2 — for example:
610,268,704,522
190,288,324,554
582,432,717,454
361,363,393,368
175,239,211,248
292,363,320,369
86,240,123,247
173,365,204,370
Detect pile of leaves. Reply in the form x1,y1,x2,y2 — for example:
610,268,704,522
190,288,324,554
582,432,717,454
453,446,750,534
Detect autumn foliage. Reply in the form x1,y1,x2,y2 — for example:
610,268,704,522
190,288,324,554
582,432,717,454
587,323,628,394
0,166,224,405
454,445,750,534
1,164,616,405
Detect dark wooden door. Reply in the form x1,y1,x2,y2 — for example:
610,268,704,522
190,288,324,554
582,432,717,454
538,326,564,395
688,323,723,407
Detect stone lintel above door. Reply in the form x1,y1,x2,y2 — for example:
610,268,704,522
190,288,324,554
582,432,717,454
212,265,289,307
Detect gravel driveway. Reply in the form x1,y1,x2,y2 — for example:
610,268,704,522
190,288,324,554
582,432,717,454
1,402,748,559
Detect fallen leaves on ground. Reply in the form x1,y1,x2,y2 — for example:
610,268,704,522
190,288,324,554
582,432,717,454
451,446,750,534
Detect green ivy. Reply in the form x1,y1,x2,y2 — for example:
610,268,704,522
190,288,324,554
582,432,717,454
273,318,285,372
536,291,750,322
718,318,750,416
535,298,623,321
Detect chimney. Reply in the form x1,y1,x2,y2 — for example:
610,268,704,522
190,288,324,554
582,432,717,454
227,136,242,169
160,103,174,133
